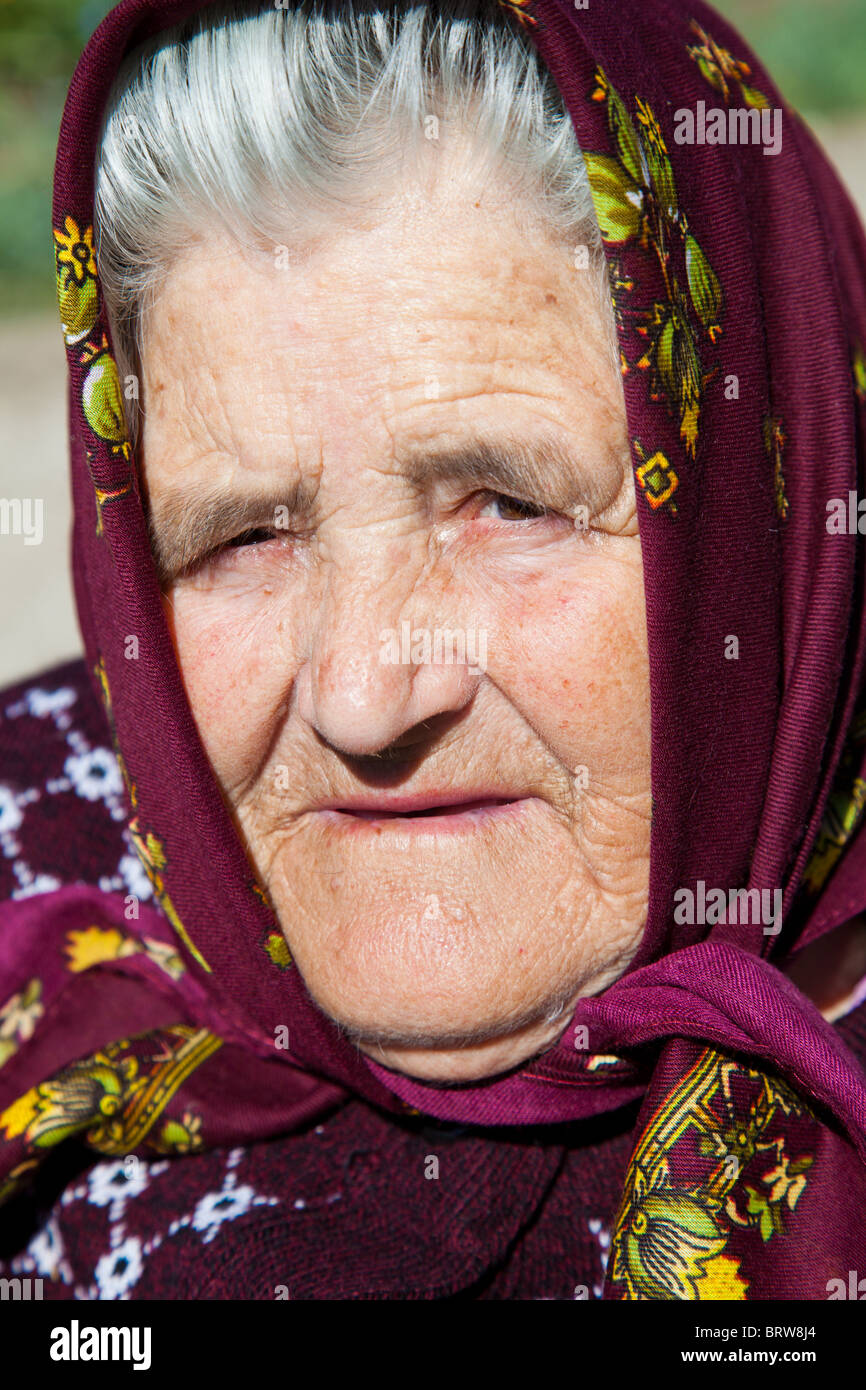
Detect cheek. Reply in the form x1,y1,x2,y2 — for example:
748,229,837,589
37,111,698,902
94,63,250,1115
475,554,649,775
165,585,297,788
164,545,649,793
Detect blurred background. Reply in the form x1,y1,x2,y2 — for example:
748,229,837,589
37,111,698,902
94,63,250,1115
1,0,865,686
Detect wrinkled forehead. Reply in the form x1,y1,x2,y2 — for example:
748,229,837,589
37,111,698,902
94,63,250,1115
134,194,631,581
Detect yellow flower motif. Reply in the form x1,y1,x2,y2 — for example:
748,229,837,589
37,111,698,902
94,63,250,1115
0,1087,42,1141
691,1252,749,1300
157,1111,203,1154
265,932,292,969
65,927,138,973
53,216,96,288
591,66,610,103
616,1164,731,1300
0,1055,137,1149
0,979,43,1042
64,926,184,981
634,97,669,159
761,1154,808,1210
141,938,185,981
1,1031,220,1163
686,21,769,110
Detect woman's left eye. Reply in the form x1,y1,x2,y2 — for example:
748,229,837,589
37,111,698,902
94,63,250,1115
226,527,278,549
477,493,551,522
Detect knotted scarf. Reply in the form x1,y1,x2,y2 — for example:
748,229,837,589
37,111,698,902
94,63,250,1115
3,0,866,1300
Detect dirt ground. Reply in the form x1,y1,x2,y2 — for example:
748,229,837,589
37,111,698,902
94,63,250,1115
2,116,865,688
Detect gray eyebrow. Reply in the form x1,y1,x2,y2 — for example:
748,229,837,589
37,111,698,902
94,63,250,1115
398,432,614,514
148,431,617,585
148,477,319,587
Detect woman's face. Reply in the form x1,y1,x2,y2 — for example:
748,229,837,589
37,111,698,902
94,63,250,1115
139,158,652,1083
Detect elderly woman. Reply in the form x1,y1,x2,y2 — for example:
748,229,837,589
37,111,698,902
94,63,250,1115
0,0,865,1302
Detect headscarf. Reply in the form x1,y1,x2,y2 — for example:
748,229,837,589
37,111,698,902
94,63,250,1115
3,0,866,1299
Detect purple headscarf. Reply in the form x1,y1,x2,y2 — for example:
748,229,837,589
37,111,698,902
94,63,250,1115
2,0,866,1298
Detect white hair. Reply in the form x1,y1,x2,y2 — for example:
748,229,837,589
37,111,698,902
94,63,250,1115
93,0,616,444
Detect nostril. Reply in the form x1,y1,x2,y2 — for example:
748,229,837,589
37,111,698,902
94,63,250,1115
376,717,439,754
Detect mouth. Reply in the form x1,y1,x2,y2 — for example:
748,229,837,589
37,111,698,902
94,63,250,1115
349,796,513,819
316,794,530,834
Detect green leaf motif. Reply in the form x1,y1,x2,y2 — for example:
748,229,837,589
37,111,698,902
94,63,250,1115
584,153,643,244
82,353,126,446
685,233,724,340
696,55,726,93
57,274,98,345
788,1156,813,1177
160,1120,190,1148
638,298,702,456
745,1186,785,1243
643,1193,721,1242
740,84,770,110
634,98,678,219
606,85,643,183
644,141,677,219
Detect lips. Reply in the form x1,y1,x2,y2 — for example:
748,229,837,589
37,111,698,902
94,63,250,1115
345,797,515,820
314,792,527,833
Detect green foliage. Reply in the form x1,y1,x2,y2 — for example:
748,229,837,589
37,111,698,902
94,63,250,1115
0,1,115,90
716,0,866,114
0,0,114,314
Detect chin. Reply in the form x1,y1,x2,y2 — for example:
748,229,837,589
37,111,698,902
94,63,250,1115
345,1011,574,1085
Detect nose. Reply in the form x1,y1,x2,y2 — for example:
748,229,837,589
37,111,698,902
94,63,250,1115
295,586,483,758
